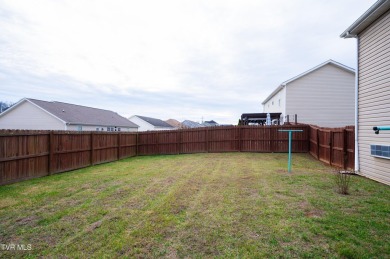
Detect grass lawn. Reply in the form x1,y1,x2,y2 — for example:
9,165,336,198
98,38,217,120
0,153,389,258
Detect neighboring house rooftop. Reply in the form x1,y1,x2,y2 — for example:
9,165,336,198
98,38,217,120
182,120,204,128
340,0,390,38
2,98,139,128
261,60,355,105
202,120,218,127
166,119,182,128
135,115,173,128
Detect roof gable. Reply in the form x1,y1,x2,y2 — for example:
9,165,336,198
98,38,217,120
13,98,139,128
261,60,355,105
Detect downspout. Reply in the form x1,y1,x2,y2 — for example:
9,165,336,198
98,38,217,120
283,84,287,124
354,36,360,172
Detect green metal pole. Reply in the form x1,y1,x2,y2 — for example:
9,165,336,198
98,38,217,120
288,131,292,173
377,126,390,130
373,126,390,134
278,129,302,173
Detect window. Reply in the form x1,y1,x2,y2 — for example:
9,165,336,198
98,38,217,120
107,127,111,132
278,99,281,106
101,128,104,131
272,101,274,105
96,128,99,131
118,128,121,132
77,125,82,131
371,145,390,159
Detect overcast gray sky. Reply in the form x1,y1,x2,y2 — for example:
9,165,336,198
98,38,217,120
0,0,376,124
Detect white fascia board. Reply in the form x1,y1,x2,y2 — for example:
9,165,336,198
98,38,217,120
261,85,284,105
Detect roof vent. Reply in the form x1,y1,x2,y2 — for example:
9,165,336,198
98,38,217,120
62,109,65,112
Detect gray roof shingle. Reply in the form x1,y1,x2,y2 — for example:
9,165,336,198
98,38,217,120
28,98,138,128
135,115,173,128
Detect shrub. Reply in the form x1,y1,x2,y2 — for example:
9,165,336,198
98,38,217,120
335,171,352,195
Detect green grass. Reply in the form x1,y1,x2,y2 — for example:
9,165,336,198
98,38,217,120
0,153,389,258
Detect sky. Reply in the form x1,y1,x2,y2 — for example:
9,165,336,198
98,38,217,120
0,0,377,124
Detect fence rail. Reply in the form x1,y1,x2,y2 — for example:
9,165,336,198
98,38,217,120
0,124,353,186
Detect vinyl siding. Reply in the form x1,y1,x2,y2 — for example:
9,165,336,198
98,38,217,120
285,64,355,127
66,125,138,132
0,101,65,130
357,9,390,185
263,87,286,116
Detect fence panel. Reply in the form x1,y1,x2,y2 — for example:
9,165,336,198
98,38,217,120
241,126,271,152
53,133,91,173
0,133,49,185
208,127,239,152
93,133,118,165
180,129,207,153
330,130,345,168
318,130,331,165
308,125,355,170
309,126,319,158
158,131,179,154
346,128,355,170
119,133,137,158
137,132,157,155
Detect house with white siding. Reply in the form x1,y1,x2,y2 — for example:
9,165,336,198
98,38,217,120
128,115,174,131
0,98,139,132
341,0,390,185
262,60,355,127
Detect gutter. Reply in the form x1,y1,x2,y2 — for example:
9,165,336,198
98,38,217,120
340,0,390,38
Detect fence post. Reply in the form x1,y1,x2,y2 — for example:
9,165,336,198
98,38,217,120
270,127,274,152
206,128,210,152
238,126,242,152
343,129,348,170
48,131,55,175
91,132,95,166
177,130,181,154
136,133,139,156
329,131,333,166
156,132,159,155
316,128,320,159
117,133,121,160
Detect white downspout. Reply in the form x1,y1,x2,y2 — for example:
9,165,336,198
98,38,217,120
354,37,359,172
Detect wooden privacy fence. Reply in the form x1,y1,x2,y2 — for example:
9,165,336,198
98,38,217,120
0,130,138,185
309,125,354,170
0,125,309,185
137,125,309,155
